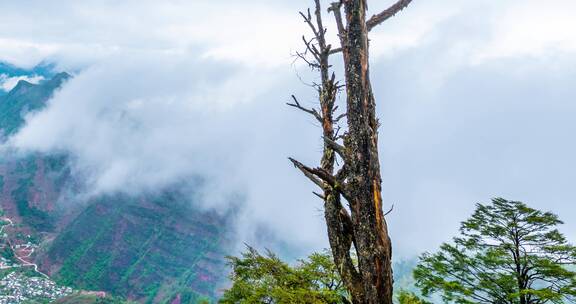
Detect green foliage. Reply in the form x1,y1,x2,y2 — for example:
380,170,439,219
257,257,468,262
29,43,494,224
414,198,576,304
397,291,431,304
12,178,54,231
220,247,349,304
0,244,16,261
7,156,57,232
50,193,227,303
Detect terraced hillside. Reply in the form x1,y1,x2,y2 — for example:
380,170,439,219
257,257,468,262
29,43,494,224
41,193,228,303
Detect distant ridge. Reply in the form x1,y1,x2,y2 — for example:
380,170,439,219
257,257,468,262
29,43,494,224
0,72,71,137
0,61,57,79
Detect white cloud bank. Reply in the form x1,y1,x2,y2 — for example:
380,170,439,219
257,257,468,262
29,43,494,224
8,54,327,253
3,0,575,70
0,0,306,69
369,0,576,61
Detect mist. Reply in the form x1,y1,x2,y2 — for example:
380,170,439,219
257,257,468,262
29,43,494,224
2,0,576,260
6,54,329,255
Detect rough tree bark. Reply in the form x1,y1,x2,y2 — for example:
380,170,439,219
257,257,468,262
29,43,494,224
288,1,412,303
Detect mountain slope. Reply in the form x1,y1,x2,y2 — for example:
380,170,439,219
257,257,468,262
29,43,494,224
0,72,70,137
0,69,230,303
41,193,228,303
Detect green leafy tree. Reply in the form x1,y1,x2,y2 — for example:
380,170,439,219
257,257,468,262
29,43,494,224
414,198,576,304
220,247,349,304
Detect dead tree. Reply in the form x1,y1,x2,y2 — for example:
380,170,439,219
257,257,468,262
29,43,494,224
288,1,412,303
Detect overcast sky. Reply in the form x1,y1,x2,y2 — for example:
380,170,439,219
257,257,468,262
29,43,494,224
1,0,575,259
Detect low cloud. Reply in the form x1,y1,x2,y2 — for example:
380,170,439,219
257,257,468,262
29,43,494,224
8,53,328,255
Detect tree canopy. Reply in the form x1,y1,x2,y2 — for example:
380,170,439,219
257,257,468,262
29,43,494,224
221,247,427,304
220,247,349,304
396,291,431,304
414,198,576,304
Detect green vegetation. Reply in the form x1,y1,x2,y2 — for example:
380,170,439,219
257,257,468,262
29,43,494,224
221,247,349,304
223,199,576,304
396,291,431,304
0,152,69,236
221,248,432,304
414,198,576,304
0,243,15,261
11,157,55,231
49,193,227,303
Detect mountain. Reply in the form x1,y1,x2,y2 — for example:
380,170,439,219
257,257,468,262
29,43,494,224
0,71,230,303
0,73,72,233
0,61,57,98
0,72,70,137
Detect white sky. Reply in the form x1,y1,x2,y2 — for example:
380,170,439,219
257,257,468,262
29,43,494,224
1,0,576,258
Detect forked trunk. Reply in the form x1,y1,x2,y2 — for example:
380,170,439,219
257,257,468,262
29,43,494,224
340,1,394,302
289,1,413,303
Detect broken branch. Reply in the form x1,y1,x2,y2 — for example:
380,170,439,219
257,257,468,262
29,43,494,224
313,191,326,200
289,157,327,189
329,2,347,49
300,9,319,38
324,136,346,159
366,0,413,32
287,95,323,122
333,112,346,123
329,47,343,55
289,157,350,201
384,204,395,216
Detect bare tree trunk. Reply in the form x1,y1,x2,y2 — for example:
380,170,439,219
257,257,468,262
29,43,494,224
339,1,393,301
288,1,412,303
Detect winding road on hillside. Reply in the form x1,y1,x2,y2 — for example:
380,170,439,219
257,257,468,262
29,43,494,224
0,216,49,278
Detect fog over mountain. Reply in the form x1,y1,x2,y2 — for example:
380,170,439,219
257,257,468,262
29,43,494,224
1,0,576,260
7,55,327,253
